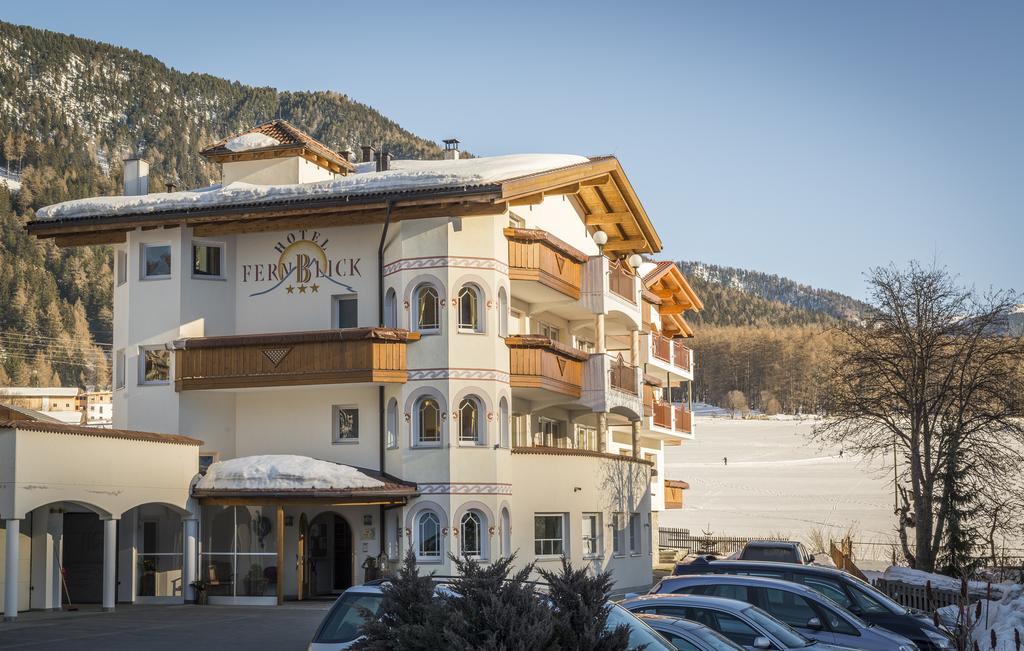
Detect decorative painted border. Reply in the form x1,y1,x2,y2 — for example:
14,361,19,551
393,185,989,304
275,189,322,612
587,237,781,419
408,368,510,383
417,482,513,496
384,256,509,277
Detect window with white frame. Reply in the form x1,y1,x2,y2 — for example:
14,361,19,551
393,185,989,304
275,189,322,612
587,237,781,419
115,348,126,390
534,513,565,557
116,249,128,286
415,397,442,445
508,309,523,336
417,511,442,559
512,414,527,447
139,345,170,385
629,513,640,554
384,288,398,328
612,512,626,556
498,287,508,338
332,294,358,329
575,338,595,353
574,425,597,451
499,398,510,448
536,417,561,448
582,513,601,557
140,243,172,279
537,321,560,342
192,241,224,278
414,284,440,331
460,511,483,558
198,452,219,475
458,396,482,444
508,212,525,228
457,284,483,332
332,405,359,444
386,398,398,449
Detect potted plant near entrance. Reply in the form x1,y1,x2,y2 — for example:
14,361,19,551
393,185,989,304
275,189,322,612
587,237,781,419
190,579,208,605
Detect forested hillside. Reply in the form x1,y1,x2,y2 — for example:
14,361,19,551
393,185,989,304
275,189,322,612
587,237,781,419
0,20,445,388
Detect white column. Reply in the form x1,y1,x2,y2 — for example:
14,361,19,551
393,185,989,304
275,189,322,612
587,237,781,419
597,412,608,453
102,518,118,611
596,313,606,354
5,519,20,621
631,420,641,459
183,518,198,603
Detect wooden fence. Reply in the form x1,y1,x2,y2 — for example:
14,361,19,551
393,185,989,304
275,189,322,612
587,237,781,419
871,578,987,611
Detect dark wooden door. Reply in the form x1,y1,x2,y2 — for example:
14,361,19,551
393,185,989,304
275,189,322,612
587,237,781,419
333,516,353,590
62,513,104,604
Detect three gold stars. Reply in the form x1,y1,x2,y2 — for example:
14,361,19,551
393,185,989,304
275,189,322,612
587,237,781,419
285,284,319,295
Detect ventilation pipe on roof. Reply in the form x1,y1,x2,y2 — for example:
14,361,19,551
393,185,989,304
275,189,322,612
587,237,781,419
376,148,391,172
443,138,460,160
123,157,149,196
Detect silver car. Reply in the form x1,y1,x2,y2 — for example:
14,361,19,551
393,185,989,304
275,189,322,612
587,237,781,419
653,575,918,650
621,593,856,650
635,613,747,650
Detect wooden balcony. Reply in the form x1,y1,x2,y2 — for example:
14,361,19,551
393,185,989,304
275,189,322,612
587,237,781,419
672,339,692,373
674,406,693,433
507,335,586,398
171,328,420,391
608,260,637,304
505,228,587,301
653,402,672,429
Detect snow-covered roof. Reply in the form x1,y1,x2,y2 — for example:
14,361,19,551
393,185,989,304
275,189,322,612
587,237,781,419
36,154,590,223
194,454,415,495
0,387,80,397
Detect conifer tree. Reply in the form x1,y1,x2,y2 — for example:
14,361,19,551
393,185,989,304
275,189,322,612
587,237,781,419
537,557,632,651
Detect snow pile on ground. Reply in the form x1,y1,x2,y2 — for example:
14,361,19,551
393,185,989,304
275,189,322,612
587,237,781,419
883,566,1010,598
196,454,385,491
36,153,589,221
225,132,281,152
938,583,1024,650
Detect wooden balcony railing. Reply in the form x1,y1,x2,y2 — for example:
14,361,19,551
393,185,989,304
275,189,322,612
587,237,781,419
608,355,638,395
672,339,692,372
507,335,587,397
653,402,672,429
504,228,587,300
674,406,693,433
608,261,637,303
642,383,656,417
651,333,672,362
171,328,420,391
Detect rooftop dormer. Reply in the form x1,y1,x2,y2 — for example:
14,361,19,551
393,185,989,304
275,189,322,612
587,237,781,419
200,119,355,186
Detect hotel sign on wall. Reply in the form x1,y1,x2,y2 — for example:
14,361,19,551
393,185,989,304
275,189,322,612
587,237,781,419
242,230,361,298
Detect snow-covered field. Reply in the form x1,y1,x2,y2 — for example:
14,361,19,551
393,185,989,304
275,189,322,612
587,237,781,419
661,417,897,545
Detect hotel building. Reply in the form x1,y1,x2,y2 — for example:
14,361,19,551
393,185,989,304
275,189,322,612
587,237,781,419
0,122,701,617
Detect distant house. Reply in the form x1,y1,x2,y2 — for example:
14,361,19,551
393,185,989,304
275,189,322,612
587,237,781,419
0,387,82,425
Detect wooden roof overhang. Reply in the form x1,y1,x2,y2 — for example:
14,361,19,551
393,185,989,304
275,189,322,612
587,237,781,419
203,143,353,175
644,263,703,338
498,156,662,256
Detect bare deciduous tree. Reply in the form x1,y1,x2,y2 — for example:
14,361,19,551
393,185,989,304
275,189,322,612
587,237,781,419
814,263,1024,572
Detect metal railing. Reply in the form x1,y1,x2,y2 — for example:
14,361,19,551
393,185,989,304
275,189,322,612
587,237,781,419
658,529,788,556
608,355,638,395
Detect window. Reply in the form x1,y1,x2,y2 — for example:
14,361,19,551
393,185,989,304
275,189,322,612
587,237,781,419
458,396,482,444
612,513,625,556
332,406,359,444
574,425,597,451
535,417,562,447
629,513,641,554
508,309,523,336
575,338,595,353
386,398,398,449
537,321,560,341
383,288,397,328
417,511,441,559
460,511,483,558
116,249,128,286
457,285,482,332
508,212,525,228
498,288,508,337
500,508,511,557
192,242,224,278
534,514,564,556
498,398,510,448
582,513,601,557
415,284,440,331
115,349,126,389
199,452,219,474
141,243,172,279
139,346,170,384
512,414,528,447
333,294,358,329
416,397,441,445
761,587,821,630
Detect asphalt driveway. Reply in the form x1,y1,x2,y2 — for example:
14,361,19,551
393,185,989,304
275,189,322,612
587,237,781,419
0,602,331,650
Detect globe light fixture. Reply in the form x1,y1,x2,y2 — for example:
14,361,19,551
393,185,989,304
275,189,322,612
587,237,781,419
627,253,643,269
593,230,609,246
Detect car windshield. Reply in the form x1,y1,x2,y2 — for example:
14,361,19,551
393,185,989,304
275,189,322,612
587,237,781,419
741,605,814,648
314,591,384,643
688,624,746,650
606,603,676,650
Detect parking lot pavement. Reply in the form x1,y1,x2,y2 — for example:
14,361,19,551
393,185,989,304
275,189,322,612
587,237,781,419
0,602,331,650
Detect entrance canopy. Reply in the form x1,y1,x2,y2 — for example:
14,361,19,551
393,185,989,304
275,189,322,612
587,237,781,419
193,455,417,505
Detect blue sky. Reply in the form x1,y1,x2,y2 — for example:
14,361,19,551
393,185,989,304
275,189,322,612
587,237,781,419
5,2,1022,298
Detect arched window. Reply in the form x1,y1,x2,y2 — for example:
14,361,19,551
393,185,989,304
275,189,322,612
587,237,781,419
498,287,508,337
501,508,511,557
386,398,398,449
417,511,441,559
457,284,482,332
458,396,481,444
499,397,510,448
460,511,483,558
416,397,441,445
415,284,440,331
384,288,397,328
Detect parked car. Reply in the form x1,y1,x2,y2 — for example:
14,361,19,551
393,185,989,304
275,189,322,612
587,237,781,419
737,541,815,564
309,582,675,650
621,593,855,650
671,558,954,650
635,613,746,650
651,574,918,650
